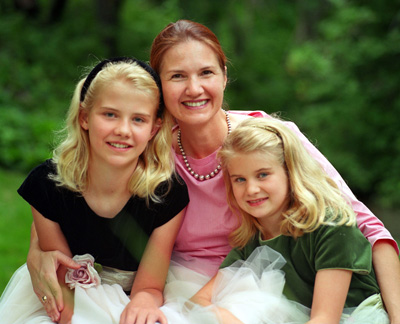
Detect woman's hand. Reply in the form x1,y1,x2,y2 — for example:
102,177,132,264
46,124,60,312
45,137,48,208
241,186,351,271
27,224,80,322
119,290,167,324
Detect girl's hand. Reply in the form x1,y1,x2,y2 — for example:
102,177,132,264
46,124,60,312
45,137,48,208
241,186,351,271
120,211,185,324
119,291,167,324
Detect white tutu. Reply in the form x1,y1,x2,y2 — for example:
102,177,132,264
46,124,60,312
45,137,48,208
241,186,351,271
0,264,53,323
161,246,389,324
72,284,129,324
73,260,215,324
0,247,389,324
161,246,310,324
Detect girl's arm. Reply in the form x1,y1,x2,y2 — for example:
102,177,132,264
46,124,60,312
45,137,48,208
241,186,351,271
284,120,400,321
27,223,80,322
31,206,75,324
119,209,185,324
190,276,244,324
307,269,352,324
372,241,400,324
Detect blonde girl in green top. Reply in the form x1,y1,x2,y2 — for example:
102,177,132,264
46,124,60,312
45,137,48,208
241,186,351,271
188,117,388,324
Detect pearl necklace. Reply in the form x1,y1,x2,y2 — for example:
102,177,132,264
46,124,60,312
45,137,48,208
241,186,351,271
177,110,232,181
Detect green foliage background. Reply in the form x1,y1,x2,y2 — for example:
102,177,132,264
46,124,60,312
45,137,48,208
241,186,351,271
0,0,399,292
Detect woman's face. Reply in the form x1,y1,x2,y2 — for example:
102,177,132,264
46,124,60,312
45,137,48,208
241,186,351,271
159,40,227,127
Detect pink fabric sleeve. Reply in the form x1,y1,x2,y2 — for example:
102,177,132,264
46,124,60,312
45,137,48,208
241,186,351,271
285,120,399,254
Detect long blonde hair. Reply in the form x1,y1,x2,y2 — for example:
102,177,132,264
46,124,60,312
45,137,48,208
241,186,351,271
218,117,356,248
50,59,175,204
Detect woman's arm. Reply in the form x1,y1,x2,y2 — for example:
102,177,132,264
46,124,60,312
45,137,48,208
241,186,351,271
119,209,185,324
307,269,352,324
31,206,76,324
27,223,80,322
190,275,244,324
372,240,400,324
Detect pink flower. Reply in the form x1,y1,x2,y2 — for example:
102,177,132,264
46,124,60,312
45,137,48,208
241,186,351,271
65,254,101,289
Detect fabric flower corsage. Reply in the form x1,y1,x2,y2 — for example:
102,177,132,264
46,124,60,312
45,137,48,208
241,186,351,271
65,254,101,289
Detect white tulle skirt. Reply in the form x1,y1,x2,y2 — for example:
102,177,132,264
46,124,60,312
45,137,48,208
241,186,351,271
161,246,389,324
0,246,389,324
0,264,53,323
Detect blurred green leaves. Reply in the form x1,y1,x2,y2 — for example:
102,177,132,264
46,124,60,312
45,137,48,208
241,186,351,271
0,0,399,208
286,0,400,207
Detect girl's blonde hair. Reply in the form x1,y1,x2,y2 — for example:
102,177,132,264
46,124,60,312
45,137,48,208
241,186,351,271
50,59,175,204
218,117,356,248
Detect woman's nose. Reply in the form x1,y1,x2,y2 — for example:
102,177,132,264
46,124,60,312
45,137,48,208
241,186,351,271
185,76,204,96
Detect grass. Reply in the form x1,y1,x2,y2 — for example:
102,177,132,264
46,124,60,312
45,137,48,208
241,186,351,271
0,168,399,295
0,168,32,294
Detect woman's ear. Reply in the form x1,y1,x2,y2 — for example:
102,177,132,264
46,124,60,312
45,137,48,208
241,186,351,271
79,108,89,130
223,66,228,90
151,118,162,138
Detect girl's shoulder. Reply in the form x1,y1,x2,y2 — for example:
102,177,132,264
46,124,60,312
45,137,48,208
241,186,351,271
21,159,56,186
155,172,187,196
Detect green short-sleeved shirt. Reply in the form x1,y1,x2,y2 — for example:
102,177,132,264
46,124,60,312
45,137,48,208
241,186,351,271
220,225,380,308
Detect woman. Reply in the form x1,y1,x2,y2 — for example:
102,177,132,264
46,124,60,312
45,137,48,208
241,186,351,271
26,20,400,323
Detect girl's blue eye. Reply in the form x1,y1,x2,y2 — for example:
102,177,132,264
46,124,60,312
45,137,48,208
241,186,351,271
258,172,268,179
133,117,144,123
105,112,115,118
234,177,246,183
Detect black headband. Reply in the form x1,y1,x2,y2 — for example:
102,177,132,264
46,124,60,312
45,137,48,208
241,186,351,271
80,57,164,116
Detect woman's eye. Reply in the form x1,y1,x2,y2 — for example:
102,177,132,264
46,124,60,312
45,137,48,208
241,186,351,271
201,70,213,76
171,73,184,79
105,112,115,118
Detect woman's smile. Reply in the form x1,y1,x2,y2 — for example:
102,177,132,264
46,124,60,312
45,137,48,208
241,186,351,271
182,99,209,109
159,40,227,125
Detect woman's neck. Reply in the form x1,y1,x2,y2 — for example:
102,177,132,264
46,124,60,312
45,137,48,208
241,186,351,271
176,109,229,159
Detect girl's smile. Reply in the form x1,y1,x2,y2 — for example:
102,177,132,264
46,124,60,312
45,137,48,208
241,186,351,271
246,197,269,207
79,79,160,171
228,151,289,234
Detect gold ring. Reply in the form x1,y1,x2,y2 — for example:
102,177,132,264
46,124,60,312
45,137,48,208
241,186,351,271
41,295,48,303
